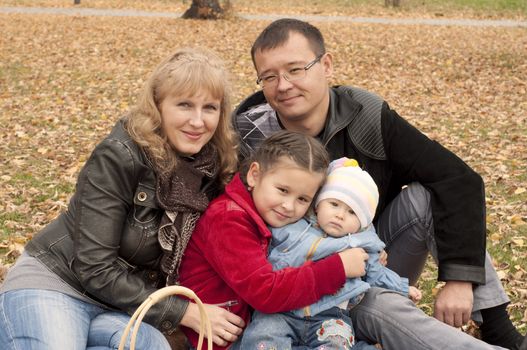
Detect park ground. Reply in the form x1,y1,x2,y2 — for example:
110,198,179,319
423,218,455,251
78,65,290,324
1,0,526,331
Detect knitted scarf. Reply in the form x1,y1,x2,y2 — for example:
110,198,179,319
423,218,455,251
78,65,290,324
154,144,218,285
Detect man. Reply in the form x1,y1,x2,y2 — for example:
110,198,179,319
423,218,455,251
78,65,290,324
233,18,524,349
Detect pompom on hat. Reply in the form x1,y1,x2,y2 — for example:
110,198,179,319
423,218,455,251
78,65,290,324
316,158,379,230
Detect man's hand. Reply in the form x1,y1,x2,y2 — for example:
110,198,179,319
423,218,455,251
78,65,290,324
433,281,473,328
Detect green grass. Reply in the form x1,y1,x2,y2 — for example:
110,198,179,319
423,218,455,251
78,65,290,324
0,212,26,239
229,0,527,16
386,0,525,11
0,62,32,95
487,224,527,329
434,0,527,11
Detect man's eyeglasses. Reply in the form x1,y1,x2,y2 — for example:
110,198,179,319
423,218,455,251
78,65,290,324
256,54,324,89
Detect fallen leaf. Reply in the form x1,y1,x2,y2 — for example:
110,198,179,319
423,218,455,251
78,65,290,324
511,215,526,226
496,270,508,280
513,187,526,195
512,238,525,247
490,232,503,242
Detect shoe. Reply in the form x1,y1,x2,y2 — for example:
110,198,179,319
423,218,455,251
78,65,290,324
519,336,527,350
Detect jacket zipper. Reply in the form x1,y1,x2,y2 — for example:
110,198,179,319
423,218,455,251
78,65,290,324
324,120,348,147
214,300,239,311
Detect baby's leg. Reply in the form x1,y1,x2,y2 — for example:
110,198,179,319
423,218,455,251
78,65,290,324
305,308,379,350
237,311,296,350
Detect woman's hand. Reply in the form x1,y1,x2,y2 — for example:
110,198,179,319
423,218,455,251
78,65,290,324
338,248,369,278
180,302,245,347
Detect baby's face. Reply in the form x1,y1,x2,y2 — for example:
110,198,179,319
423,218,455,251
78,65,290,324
316,199,361,237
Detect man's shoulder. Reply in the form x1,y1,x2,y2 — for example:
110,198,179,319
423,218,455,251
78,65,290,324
331,86,387,160
333,85,385,107
236,103,275,122
233,92,282,158
233,90,268,117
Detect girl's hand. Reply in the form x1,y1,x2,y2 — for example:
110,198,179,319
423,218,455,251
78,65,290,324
408,286,422,303
180,303,245,347
338,248,369,278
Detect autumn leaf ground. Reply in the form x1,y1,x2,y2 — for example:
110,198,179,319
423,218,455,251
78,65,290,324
1,0,527,19
0,0,526,331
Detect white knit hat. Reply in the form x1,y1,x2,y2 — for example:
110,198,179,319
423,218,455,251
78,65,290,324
315,158,379,229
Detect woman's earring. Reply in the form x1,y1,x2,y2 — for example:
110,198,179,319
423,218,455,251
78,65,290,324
247,185,253,192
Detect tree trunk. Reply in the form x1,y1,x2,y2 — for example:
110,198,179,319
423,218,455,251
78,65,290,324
385,0,401,7
182,0,231,20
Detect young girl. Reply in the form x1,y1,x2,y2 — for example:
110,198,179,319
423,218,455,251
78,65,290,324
178,131,506,350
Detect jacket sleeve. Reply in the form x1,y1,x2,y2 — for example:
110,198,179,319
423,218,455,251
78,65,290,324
203,210,346,313
364,253,409,296
381,105,486,284
71,138,187,331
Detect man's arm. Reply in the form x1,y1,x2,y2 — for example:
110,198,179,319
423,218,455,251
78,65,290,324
381,105,486,284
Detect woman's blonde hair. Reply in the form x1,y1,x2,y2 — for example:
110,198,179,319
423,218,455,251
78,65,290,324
126,47,237,185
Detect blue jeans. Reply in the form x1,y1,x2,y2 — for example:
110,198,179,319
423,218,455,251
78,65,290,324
236,307,378,350
0,289,170,350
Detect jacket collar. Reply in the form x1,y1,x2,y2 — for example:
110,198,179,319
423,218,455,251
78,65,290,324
320,87,363,145
224,173,272,239
235,87,363,146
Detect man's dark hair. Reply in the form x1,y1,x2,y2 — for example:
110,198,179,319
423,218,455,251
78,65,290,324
251,18,326,67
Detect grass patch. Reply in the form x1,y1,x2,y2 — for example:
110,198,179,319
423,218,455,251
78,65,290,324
0,212,26,239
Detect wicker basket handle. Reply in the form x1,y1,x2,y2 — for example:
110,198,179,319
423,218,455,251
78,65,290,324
118,286,213,350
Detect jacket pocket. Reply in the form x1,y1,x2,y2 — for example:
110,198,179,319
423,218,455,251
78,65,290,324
115,256,138,271
132,183,159,225
120,184,162,262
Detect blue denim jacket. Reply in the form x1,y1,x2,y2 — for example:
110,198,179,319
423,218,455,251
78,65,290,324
269,217,409,317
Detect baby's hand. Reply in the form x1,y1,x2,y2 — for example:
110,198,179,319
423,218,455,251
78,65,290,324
378,249,388,266
408,286,422,303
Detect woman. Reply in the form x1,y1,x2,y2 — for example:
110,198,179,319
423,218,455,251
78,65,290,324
0,48,244,350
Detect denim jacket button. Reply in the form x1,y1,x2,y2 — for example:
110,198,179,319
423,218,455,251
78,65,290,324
137,191,147,202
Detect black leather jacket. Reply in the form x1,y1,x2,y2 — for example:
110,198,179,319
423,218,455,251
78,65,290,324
234,86,486,285
26,119,188,333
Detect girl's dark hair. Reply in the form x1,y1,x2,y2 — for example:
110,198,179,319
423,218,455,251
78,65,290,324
240,130,329,182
